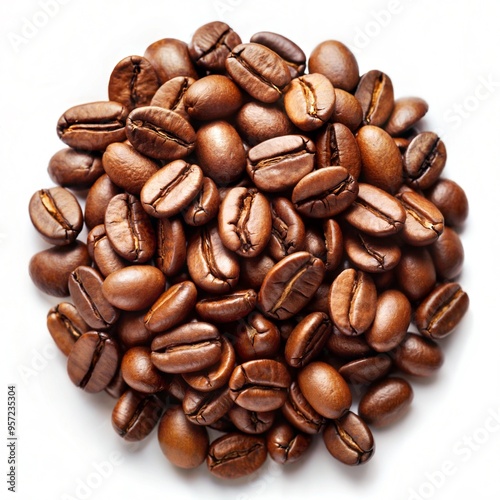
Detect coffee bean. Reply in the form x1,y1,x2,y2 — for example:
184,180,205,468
331,88,363,131
116,310,155,348
84,174,121,230
429,226,464,280
155,217,186,277
267,421,312,464
229,405,275,435
355,70,394,126
338,355,392,386
384,97,429,136
395,246,436,302
424,178,469,227
183,386,234,426
121,346,168,394
47,302,89,356
87,224,128,277
48,148,104,189
195,289,257,323
326,326,373,359
393,333,444,377
150,76,196,118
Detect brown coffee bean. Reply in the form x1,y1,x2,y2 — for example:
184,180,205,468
105,369,128,399
415,282,469,340
395,246,436,302
323,411,374,466
384,97,429,136
115,310,155,348
393,333,444,377
429,226,464,280
297,361,352,419
158,405,209,469
67,332,120,393
149,76,196,118
207,433,267,479
228,405,275,435
355,70,394,126
338,355,392,386
239,253,276,290
47,302,89,356
267,421,312,464
183,386,234,426
87,224,128,277
359,377,414,428
121,346,168,393
84,174,121,230
424,178,469,227
29,187,83,246
182,177,220,227
331,88,364,131
48,148,104,189
326,325,373,359
155,217,186,277
196,289,257,323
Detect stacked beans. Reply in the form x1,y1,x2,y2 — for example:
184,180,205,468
29,21,470,479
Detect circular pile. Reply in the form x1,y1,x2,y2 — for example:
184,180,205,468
29,21,470,479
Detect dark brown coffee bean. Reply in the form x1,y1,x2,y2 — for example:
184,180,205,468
87,224,128,277
355,70,394,126
84,174,121,230
183,386,234,426
116,310,154,348
357,125,403,193
308,40,359,92
67,331,120,393
47,302,89,356
151,322,222,374
189,21,242,72
229,359,291,412
218,187,272,257
393,333,444,377
326,325,373,359
247,134,315,192
102,265,165,311
228,405,275,435
395,246,436,302
48,148,104,189
149,76,196,118
207,433,267,479
365,290,411,352
429,226,464,280
415,282,469,340
338,354,392,386
186,223,240,294
29,187,83,246
267,421,312,464
250,31,306,79
239,253,276,290
384,97,429,136
155,217,186,277
358,377,413,428
258,251,325,320
424,178,469,227
105,368,128,399
182,177,220,227
226,42,291,103
284,73,335,131
121,346,168,393
102,141,159,195
343,183,406,237
196,289,257,323
144,281,197,333
104,193,156,263
328,268,377,336
292,166,358,218
158,405,209,469
108,55,160,110
331,88,364,131
323,411,374,465
297,361,352,419
182,336,236,393
404,132,446,189
111,390,164,441
143,38,198,83
396,189,444,246
284,312,332,368
29,241,91,297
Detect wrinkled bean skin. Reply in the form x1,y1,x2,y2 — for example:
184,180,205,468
338,355,392,386
267,421,312,464
229,406,275,435
183,177,220,227
183,387,234,426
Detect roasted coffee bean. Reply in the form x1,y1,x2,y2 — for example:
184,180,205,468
195,120,246,185
108,55,160,110
323,411,374,466
143,38,198,83
229,359,291,412
67,332,120,393
196,289,257,323
415,282,469,340
207,433,267,479
186,223,240,294
247,134,315,192
155,217,186,277
158,405,209,469
149,76,195,118
429,226,464,280
384,97,429,136
47,302,89,356
338,354,392,386
258,251,325,320
326,325,373,359
404,132,446,189
292,166,358,218
102,265,165,311
116,310,155,348
182,177,220,227
167,375,189,401
87,224,128,277
48,148,104,189
331,88,364,131
355,70,394,126
102,141,159,195
151,322,222,374
121,346,168,393
57,101,128,151
250,31,306,79
297,361,352,419
393,333,444,377
239,253,276,290
284,73,335,131
358,377,414,428
29,187,83,246
308,40,359,92
323,219,344,273
344,183,406,237
226,42,291,103
425,178,469,227
365,289,412,352
228,405,275,435
395,246,436,302
218,187,272,257
267,421,312,464
29,241,91,297
284,312,332,368
84,174,121,230
111,390,165,441
105,368,128,399
189,21,242,72
104,193,156,263
328,268,377,336
68,265,120,329
182,336,236,393
183,386,234,426
144,281,197,333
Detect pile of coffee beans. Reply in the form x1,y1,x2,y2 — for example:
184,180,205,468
29,21,470,479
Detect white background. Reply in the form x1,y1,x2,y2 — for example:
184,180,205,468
1,1,499,499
